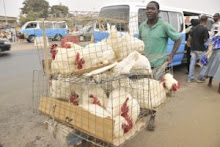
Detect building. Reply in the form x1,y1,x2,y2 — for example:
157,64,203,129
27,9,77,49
0,15,17,28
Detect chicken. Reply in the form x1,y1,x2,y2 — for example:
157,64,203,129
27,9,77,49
80,104,111,118
112,95,140,138
82,41,115,69
81,84,109,108
130,78,167,109
106,88,131,117
50,78,73,100
106,88,140,123
130,54,152,75
113,51,152,76
119,33,145,59
106,24,144,59
160,73,180,92
49,76,84,102
113,51,140,76
113,115,128,138
51,41,115,75
50,44,83,74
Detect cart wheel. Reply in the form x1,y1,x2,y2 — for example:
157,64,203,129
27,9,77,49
147,110,156,131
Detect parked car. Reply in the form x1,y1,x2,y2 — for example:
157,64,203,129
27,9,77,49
0,38,11,54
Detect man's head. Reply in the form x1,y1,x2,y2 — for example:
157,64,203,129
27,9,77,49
200,15,208,25
146,1,160,20
213,13,220,22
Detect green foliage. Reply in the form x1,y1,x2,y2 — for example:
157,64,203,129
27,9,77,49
20,0,49,25
50,5,69,17
19,0,69,25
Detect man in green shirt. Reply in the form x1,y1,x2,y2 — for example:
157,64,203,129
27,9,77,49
139,1,182,67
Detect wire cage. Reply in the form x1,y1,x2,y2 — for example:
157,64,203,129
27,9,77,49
32,10,179,147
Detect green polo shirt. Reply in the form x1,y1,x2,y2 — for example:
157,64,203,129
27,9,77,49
139,17,181,67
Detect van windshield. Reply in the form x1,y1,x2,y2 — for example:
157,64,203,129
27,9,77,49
98,5,129,31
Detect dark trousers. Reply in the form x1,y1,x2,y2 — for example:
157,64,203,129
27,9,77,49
186,46,191,73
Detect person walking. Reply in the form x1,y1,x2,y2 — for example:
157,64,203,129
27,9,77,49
187,15,209,83
210,13,220,38
139,1,181,68
186,19,200,74
203,32,220,94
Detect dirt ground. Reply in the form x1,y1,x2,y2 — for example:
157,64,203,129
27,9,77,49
1,43,220,147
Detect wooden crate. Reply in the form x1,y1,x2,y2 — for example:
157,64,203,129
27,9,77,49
39,97,114,143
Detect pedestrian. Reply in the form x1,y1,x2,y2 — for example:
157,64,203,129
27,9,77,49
139,1,181,68
203,32,220,94
187,15,209,83
210,13,220,38
186,19,200,74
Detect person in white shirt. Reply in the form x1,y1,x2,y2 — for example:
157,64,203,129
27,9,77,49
210,13,220,37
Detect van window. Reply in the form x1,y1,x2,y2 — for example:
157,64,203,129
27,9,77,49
54,22,66,28
168,12,183,32
98,5,129,31
159,11,169,22
26,22,37,29
39,22,54,29
138,9,168,26
45,22,53,28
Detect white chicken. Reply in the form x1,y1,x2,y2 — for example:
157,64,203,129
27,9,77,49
160,73,180,93
80,104,111,118
119,33,145,59
81,84,109,108
130,54,152,75
105,24,144,59
113,51,152,76
82,41,115,69
113,115,128,138
107,88,140,138
113,51,140,76
106,88,130,117
130,78,167,109
50,78,73,100
51,41,115,75
51,44,83,74
106,88,140,126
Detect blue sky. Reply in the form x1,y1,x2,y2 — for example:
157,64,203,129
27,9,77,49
0,0,219,17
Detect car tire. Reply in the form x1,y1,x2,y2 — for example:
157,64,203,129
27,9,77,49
27,35,35,43
54,34,62,41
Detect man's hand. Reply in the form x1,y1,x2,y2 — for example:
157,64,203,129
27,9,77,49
166,53,174,63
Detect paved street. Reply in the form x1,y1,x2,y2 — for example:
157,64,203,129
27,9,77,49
0,46,220,147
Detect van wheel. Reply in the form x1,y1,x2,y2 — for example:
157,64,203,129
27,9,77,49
27,35,35,43
54,34,62,41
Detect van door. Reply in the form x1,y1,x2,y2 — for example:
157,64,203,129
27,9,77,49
167,12,185,66
23,22,39,39
53,22,68,40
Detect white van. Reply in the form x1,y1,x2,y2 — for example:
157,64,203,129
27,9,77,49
20,21,68,42
94,2,213,66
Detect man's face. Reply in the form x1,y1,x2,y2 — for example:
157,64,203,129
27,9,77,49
146,3,159,20
213,14,219,22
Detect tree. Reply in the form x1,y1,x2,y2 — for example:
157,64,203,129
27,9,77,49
20,0,49,25
50,5,69,17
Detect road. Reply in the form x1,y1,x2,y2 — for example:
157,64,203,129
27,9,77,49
0,48,220,147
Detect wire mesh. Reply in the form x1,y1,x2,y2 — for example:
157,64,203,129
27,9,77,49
32,10,178,147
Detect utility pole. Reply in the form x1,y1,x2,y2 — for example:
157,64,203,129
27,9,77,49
2,0,8,25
